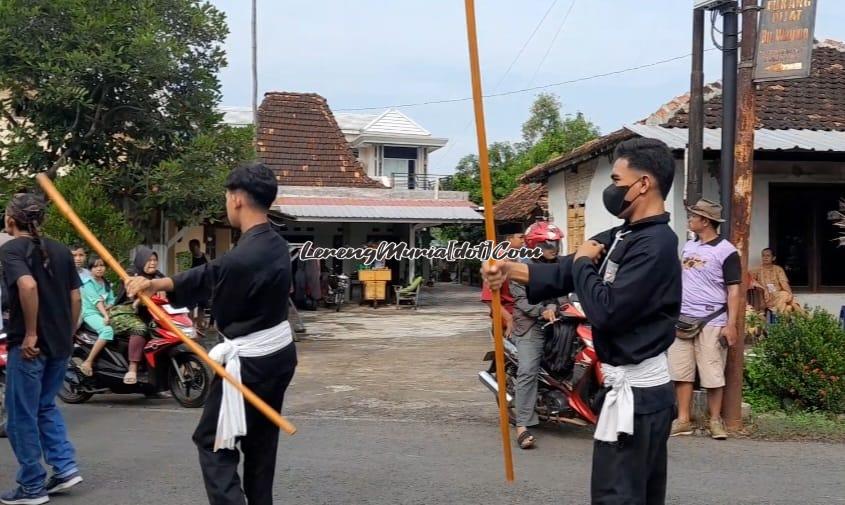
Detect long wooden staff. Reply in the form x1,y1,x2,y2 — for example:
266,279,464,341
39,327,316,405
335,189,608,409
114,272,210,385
36,173,297,436
463,0,515,482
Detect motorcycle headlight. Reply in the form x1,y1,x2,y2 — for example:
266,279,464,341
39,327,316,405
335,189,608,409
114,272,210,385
179,326,196,338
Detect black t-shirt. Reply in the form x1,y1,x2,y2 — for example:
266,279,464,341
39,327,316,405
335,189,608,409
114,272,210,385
191,253,208,269
0,236,81,358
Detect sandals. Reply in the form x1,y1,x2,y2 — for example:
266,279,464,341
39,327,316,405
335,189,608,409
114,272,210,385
517,430,535,449
123,371,138,385
79,362,94,377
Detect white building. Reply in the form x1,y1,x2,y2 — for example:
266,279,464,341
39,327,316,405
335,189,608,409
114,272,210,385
519,41,845,315
254,92,480,286
335,109,448,189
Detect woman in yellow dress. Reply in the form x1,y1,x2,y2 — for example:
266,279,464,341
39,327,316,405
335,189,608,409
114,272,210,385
751,248,805,314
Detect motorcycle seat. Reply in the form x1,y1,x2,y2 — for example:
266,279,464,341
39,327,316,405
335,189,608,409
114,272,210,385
79,322,98,334
76,325,98,344
76,324,141,348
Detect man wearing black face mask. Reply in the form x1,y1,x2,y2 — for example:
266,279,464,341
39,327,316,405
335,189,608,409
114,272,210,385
482,138,681,505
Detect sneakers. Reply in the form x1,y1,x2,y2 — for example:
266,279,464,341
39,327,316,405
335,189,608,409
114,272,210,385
45,472,83,495
0,488,49,505
709,418,728,440
0,472,82,504
670,419,694,437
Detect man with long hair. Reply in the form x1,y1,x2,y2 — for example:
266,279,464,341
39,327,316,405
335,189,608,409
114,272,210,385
1,193,84,504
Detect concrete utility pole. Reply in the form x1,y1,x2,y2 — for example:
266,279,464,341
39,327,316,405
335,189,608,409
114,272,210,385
252,0,258,141
724,0,760,431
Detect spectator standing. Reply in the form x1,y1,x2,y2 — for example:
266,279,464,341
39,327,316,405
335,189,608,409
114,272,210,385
669,199,742,440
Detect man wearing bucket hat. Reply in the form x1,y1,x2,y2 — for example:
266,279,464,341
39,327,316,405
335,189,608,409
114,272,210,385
669,198,742,440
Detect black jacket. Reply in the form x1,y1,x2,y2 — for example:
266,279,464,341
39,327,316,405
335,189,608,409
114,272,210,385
527,213,681,366
527,213,681,413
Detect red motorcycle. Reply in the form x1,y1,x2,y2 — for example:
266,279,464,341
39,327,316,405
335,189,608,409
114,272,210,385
0,327,7,437
59,296,212,408
479,296,604,427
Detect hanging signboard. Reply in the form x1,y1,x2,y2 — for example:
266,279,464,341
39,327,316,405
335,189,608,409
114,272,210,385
754,0,817,82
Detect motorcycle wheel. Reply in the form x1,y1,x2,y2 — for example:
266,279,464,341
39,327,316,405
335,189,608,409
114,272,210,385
58,357,93,405
0,374,7,438
169,353,212,408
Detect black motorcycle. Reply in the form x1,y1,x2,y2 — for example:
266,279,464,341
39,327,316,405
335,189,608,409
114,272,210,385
325,273,350,312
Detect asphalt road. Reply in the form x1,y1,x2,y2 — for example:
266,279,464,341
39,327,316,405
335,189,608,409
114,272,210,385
1,285,843,504
1,402,843,505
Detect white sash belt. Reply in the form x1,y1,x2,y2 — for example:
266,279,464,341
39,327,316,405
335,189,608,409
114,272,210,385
208,320,293,451
594,353,670,443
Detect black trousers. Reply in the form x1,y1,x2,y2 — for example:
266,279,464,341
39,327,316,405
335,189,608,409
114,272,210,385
192,351,296,505
591,405,674,505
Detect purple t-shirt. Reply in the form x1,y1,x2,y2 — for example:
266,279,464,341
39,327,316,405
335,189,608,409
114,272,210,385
680,238,740,326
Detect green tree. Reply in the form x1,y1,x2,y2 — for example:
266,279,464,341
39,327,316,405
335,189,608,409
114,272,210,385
142,125,256,229
41,165,139,265
521,92,563,146
444,142,520,205
0,0,229,240
446,93,600,209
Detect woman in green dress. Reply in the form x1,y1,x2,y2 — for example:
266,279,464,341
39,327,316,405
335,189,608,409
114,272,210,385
79,254,149,384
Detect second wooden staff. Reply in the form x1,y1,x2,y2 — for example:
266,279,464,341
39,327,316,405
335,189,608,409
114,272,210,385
464,0,515,483
36,173,297,436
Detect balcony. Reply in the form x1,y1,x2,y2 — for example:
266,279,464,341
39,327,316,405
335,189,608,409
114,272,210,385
389,173,451,191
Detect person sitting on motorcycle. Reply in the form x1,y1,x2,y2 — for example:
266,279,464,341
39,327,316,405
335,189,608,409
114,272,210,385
78,255,117,376
509,220,565,450
111,246,166,384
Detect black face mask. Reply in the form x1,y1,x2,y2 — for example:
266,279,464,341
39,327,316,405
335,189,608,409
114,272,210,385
602,178,643,217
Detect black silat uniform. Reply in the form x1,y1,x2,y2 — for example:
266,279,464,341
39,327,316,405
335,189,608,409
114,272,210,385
527,213,682,505
168,223,297,505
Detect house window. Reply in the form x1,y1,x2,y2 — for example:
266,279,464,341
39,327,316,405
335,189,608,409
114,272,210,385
351,148,360,159
382,146,419,187
769,184,845,292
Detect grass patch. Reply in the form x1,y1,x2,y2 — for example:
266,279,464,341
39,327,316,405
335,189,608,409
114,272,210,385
746,410,845,442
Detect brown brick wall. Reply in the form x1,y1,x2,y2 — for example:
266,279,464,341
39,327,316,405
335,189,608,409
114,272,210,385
567,205,585,254
564,160,596,253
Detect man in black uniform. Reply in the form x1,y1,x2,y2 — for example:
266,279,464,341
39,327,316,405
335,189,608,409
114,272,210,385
126,162,297,505
482,138,682,505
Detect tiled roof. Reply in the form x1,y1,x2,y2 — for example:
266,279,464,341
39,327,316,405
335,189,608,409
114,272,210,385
519,41,845,184
256,92,384,188
494,183,548,222
642,82,723,126
665,41,845,131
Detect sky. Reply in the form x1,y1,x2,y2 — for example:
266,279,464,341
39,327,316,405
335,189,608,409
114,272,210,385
209,0,845,174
